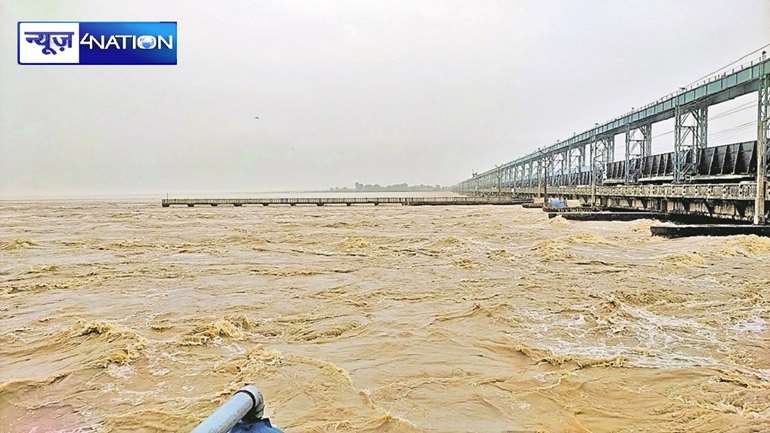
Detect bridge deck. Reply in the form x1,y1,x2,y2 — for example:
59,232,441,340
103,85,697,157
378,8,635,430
162,197,528,207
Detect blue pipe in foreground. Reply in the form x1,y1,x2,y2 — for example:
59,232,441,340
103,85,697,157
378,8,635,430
191,385,284,433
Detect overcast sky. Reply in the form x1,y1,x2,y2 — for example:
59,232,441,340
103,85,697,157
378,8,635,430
1,0,768,197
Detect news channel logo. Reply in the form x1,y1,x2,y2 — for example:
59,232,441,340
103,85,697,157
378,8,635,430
18,21,177,65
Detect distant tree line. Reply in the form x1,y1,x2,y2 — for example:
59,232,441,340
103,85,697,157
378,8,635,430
329,182,448,192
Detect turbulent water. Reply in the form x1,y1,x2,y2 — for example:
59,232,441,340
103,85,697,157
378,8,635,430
2,199,770,433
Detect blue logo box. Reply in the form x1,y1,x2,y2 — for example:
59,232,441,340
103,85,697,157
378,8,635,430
18,21,177,65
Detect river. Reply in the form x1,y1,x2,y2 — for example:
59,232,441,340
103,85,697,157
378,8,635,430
1,199,769,432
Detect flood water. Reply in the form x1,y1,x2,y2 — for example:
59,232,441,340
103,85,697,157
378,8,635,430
1,199,769,432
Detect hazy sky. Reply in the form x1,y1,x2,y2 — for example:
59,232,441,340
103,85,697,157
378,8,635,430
1,0,769,197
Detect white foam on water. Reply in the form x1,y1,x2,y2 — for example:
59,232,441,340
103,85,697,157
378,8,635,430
731,317,766,333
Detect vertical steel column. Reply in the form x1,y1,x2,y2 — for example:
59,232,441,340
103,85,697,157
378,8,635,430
640,124,652,157
522,163,526,188
550,155,556,186
603,137,614,163
522,163,526,187
624,124,652,184
527,162,531,188
590,136,611,205
528,162,533,188
624,125,631,184
562,150,568,185
496,166,502,197
542,154,551,206
695,106,708,152
674,103,707,183
755,55,769,224
599,137,612,178
674,103,684,182
504,167,509,191
590,140,597,205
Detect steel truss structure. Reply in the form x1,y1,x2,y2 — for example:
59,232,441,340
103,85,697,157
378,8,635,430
457,53,770,222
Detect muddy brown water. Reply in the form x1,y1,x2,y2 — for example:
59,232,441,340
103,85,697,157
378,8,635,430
1,200,769,432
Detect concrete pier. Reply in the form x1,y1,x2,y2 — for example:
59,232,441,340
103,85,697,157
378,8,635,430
548,211,669,221
162,197,530,208
650,224,770,238
542,206,603,213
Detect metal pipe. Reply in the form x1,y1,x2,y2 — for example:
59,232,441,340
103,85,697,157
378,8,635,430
191,385,264,433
